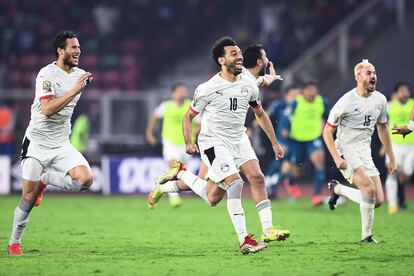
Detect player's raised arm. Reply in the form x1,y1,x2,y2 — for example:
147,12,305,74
40,72,92,118
261,61,283,87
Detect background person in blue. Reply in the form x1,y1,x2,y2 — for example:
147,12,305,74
282,80,329,207
265,85,300,199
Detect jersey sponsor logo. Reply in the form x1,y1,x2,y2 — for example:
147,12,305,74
220,163,230,172
42,81,52,93
215,90,223,96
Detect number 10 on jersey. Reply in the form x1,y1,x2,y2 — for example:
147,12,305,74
230,98,238,111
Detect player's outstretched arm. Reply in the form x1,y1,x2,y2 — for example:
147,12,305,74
260,61,283,87
392,105,414,137
322,124,347,169
40,72,92,118
182,109,199,155
377,123,397,175
253,105,284,159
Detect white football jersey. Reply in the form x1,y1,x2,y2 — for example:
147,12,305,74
327,88,388,152
25,62,86,147
191,72,260,151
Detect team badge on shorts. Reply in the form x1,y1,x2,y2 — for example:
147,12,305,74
220,163,230,172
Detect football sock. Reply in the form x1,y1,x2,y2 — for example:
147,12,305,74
397,182,406,207
177,170,210,205
160,181,180,193
360,197,375,239
334,183,361,204
227,179,248,244
385,175,397,208
41,173,83,192
9,199,33,244
314,170,325,195
256,199,273,231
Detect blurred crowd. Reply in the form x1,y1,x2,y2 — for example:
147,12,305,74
259,0,359,67
0,0,242,92
0,0,364,93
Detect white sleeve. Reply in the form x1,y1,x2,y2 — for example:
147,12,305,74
35,69,55,101
190,86,210,114
327,96,347,127
377,95,388,124
153,102,167,118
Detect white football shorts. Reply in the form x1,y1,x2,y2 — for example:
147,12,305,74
162,140,191,164
386,143,414,176
200,134,258,183
21,137,90,182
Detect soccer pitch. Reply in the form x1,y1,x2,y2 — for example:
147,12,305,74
0,195,413,275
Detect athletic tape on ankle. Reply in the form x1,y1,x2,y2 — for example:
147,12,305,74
256,199,271,211
226,179,244,199
18,199,34,212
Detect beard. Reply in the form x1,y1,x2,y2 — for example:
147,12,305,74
258,65,266,76
225,60,242,76
63,53,78,68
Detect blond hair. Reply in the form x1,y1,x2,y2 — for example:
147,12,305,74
354,59,374,77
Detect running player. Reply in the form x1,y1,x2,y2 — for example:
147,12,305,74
150,36,286,254
146,83,196,208
7,31,94,255
323,59,397,243
283,80,329,206
384,82,414,213
265,85,300,199
149,43,290,245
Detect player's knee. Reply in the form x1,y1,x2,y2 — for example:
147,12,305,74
78,174,94,190
207,195,222,205
248,172,265,187
22,192,37,206
363,185,375,198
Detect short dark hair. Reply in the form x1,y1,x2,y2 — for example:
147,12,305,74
393,81,410,93
53,30,77,57
171,82,185,92
211,36,237,68
302,78,318,88
243,44,264,69
284,84,299,93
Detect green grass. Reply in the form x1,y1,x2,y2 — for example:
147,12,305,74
0,195,413,275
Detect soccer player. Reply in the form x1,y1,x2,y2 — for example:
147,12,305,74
283,80,329,206
265,85,300,199
323,59,397,243
150,36,287,254
384,83,414,213
149,43,290,245
7,31,94,255
146,83,197,208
